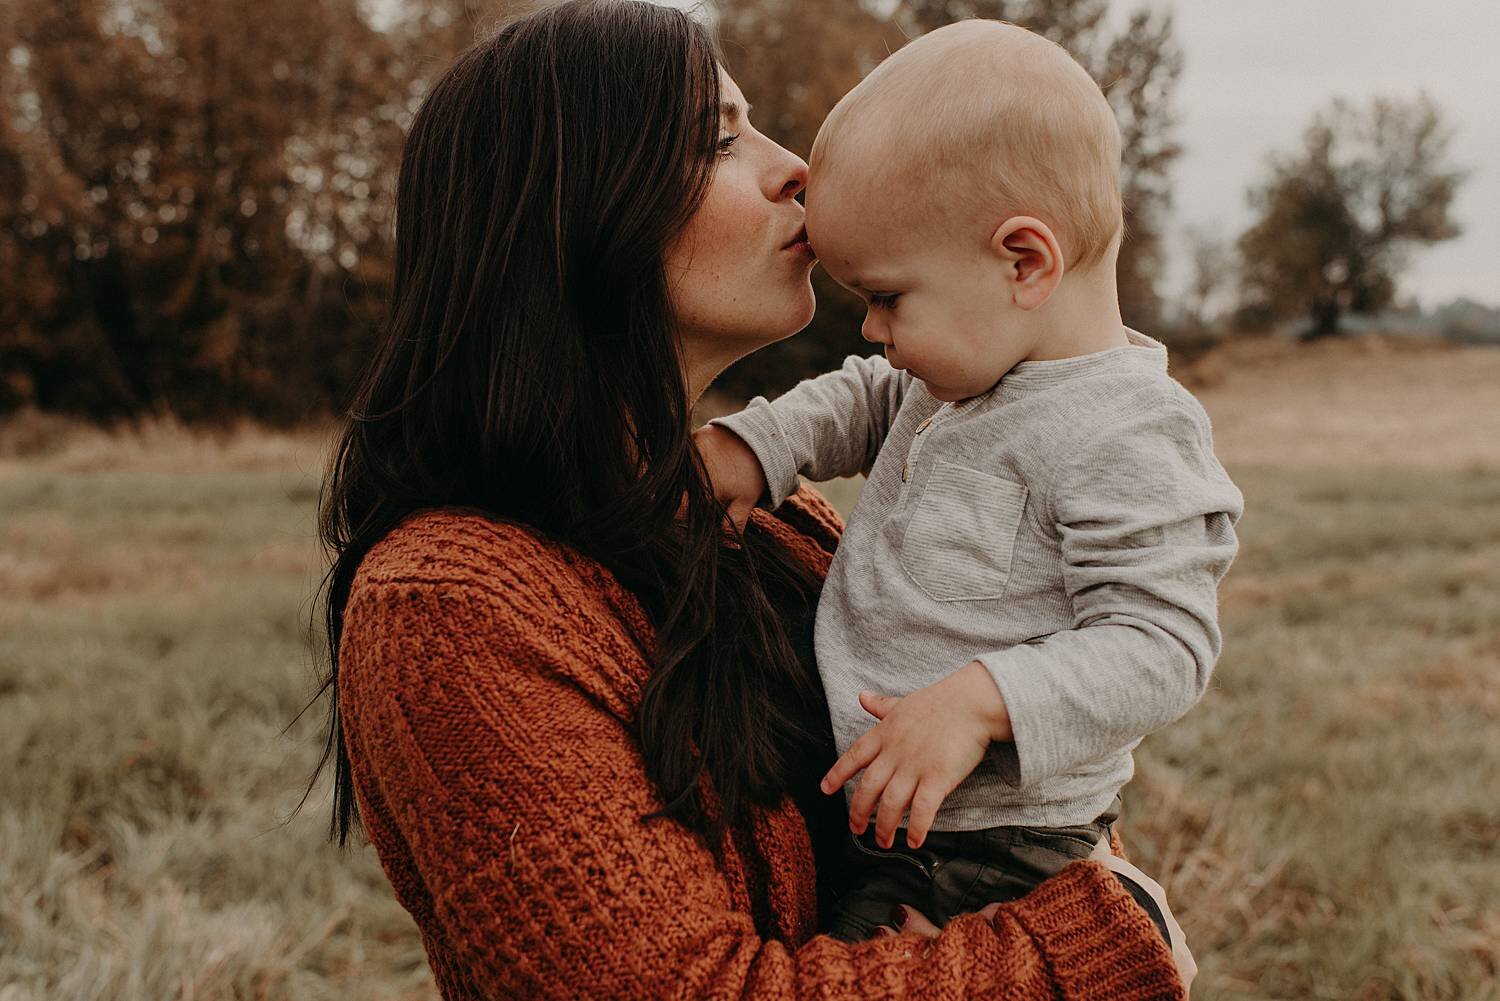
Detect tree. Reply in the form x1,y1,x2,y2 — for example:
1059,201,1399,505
1,0,405,419
1181,225,1233,333
1237,94,1464,338
714,0,1183,402
0,0,533,421
0,0,1182,419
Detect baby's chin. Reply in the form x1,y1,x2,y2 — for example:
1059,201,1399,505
918,378,963,403
906,375,954,402
921,376,1002,404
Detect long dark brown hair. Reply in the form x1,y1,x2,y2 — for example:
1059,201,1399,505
306,0,824,845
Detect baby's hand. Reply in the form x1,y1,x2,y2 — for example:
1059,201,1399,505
691,424,768,532
820,661,1012,851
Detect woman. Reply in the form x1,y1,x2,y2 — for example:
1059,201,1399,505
309,1,1183,997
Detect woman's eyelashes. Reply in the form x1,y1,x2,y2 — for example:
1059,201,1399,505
717,132,740,158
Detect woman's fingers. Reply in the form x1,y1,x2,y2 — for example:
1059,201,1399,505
894,904,942,938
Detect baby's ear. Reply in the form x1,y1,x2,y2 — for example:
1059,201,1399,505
989,216,1064,310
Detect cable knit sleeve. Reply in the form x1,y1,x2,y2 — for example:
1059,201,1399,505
338,520,1183,1000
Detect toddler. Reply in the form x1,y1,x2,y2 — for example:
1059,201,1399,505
697,19,1243,949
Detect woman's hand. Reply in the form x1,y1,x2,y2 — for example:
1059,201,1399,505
691,424,768,531
883,902,1003,938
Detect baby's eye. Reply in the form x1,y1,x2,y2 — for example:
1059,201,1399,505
869,293,900,310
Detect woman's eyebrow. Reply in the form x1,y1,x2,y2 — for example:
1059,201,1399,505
720,101,752,123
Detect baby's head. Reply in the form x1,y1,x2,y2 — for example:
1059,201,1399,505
807,20,1124,400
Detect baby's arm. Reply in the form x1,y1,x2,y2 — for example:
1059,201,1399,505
978,397,1243,788
823,396,1242,847
706,353,912,509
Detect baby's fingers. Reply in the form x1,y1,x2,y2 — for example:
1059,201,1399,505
904,783,947,850
874,774,916,849
821,732,880,795
847,761,893,835
858,690,900,720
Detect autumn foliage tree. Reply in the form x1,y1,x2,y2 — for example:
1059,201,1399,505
1238,94,1464,338
1,0,1179,420
0,0,515,420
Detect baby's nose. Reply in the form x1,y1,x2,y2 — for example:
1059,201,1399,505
860,313,891,345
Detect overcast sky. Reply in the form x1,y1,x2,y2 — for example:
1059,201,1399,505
434,0,1497,308
678,0,1499,308
1165,0,1499,308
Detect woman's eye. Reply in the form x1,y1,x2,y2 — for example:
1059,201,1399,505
870,293,900,310
717,133,740,157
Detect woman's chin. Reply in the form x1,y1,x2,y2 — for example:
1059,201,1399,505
749,281,817,348
789,283,818,332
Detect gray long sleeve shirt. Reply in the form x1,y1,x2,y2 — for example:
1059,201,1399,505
712,330,1243,830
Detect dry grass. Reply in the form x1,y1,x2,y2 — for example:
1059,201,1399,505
1179,335,1500,473
0,421,436,1001
3,338,1498,999
1127,465,1500,1000
0,409,336,476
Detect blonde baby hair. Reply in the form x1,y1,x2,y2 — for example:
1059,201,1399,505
812,20,1124,272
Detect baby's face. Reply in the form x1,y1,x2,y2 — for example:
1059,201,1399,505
806,155,1034,402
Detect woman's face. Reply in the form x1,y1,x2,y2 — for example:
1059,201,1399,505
665,70,817,386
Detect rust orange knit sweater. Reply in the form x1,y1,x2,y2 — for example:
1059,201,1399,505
338,487,1185,1000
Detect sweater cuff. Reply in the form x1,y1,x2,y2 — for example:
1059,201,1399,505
1009,861,1185,1001
710,399,802,510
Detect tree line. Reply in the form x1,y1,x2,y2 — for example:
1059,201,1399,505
0,0,1464,423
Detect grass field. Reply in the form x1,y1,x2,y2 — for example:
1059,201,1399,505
0,427,436,1000
2,340,1497,999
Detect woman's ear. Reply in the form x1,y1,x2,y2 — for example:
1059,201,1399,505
989,216,1064,310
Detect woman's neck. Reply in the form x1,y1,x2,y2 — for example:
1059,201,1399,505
681,338,742,408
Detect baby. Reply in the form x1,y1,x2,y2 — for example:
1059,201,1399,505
697,20,1243,945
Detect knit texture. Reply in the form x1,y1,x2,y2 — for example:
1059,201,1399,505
338,487,1185,999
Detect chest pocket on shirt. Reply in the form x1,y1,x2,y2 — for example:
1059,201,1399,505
899,460,1029,602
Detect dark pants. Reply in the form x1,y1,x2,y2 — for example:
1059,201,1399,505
826,798,1120,942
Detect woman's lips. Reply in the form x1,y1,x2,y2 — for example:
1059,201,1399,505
782,226,815,257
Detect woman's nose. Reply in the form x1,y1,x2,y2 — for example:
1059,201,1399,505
777,152,808,200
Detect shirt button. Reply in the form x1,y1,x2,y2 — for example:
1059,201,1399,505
902,462,910,482
916,417,933,434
